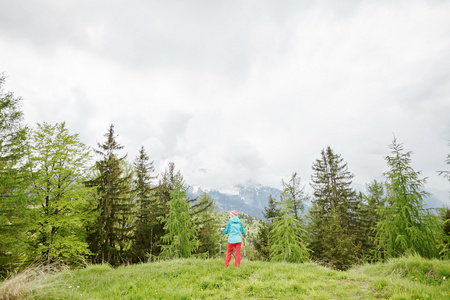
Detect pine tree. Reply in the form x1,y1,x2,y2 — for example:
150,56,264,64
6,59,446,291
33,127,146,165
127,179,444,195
270,191,309,263
26,122,95,266
359,180,385,262
149,162,177,258
375,138,440,259
439,207,450,259
309,146,362,269
281,172,308,221
254,195,280,261
438,147,450,258
132,146,157,261
159,174,198,259
87,124,133,265
0,75,29,274
191,193,220,257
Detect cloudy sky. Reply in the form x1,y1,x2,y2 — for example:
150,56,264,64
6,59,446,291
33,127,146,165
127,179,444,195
1,0,449,203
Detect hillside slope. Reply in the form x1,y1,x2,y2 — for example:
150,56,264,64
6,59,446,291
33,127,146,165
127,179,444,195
11,256,450,299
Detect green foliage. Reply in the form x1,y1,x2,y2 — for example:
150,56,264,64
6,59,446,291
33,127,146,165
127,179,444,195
191,193,220,257
15,256,450,299
159,176,198,259
0,75,29,274
359,180,386,262
270,192,309,263
87,124,134,266
26,122,95,265
131,146,157,261
254,220,271,261
254,194,280,261
281,172,308,221
438,207,450,259
309,146,362,269
376,138,441,259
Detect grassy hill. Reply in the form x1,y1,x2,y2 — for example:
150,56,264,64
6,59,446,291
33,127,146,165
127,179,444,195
2,256,449,299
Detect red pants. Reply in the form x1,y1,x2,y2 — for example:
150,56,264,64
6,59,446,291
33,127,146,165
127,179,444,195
225,242,242,267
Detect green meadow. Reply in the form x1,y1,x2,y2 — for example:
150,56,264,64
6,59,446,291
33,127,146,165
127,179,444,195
2,255,449,299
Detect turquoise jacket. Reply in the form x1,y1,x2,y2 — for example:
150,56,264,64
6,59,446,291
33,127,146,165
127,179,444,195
221,216,246,244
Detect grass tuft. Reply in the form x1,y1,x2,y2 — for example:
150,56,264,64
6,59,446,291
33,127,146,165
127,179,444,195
0,263,68,300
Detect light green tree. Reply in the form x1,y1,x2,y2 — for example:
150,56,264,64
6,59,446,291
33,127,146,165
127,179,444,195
0,74,29,274
159,173,198,259
26,122,95,265
270,191,309,263
375,138,440,258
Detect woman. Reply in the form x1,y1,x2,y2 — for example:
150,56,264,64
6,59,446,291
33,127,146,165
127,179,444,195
221,210,246,267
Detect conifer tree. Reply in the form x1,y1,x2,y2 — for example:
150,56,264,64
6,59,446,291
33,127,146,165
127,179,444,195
159,174,198,258
191,193,220,257
360,180,385,261
87,124,133,265
270,191,309,263
26,122,95,265
150,162,177,257
440,207,450,259
0,75,29,274
281,172,308,221
132,146,157,261
375,138,440,259
254,195,279,261
309,146,361,269
438,147,450,258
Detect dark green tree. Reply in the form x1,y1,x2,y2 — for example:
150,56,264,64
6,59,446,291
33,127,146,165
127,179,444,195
132,146,157,261
438,146,450,258
149,162,178,258
359,180,385,262
87,124,133,265
439,207,450,259
375,138,440,259
191,193,220,257
0,75,29,274
309,146,362,269
26,122,95,266
254,195,280,261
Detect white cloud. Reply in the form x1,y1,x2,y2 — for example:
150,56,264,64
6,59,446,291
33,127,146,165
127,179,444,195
0,0,449,203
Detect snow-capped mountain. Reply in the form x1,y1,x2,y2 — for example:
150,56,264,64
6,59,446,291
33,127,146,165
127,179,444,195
187,183,448,219
187,184,282,219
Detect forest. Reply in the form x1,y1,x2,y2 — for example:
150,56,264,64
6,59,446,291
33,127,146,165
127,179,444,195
1,74,449,279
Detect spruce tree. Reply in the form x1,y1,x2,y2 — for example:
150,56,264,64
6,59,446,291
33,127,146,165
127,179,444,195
360,180,385,262
159,174,198,258
281,172,308,221
132,146,157,261
309,146,361,269
191,192,220,257
87,124,133,265
150,162,177,257
254,195,280,261
375,138,440,259
270,191,309,263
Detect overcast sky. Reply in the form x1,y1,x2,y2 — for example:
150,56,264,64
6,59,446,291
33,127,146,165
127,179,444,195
1,0,449,203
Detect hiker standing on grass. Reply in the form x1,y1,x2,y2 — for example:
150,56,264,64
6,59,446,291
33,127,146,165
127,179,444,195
221,210,246,267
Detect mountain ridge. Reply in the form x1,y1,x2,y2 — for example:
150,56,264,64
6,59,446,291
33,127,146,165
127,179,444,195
187,184,448,219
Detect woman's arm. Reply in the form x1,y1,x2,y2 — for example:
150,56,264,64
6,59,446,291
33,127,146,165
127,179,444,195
221,221,230,234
